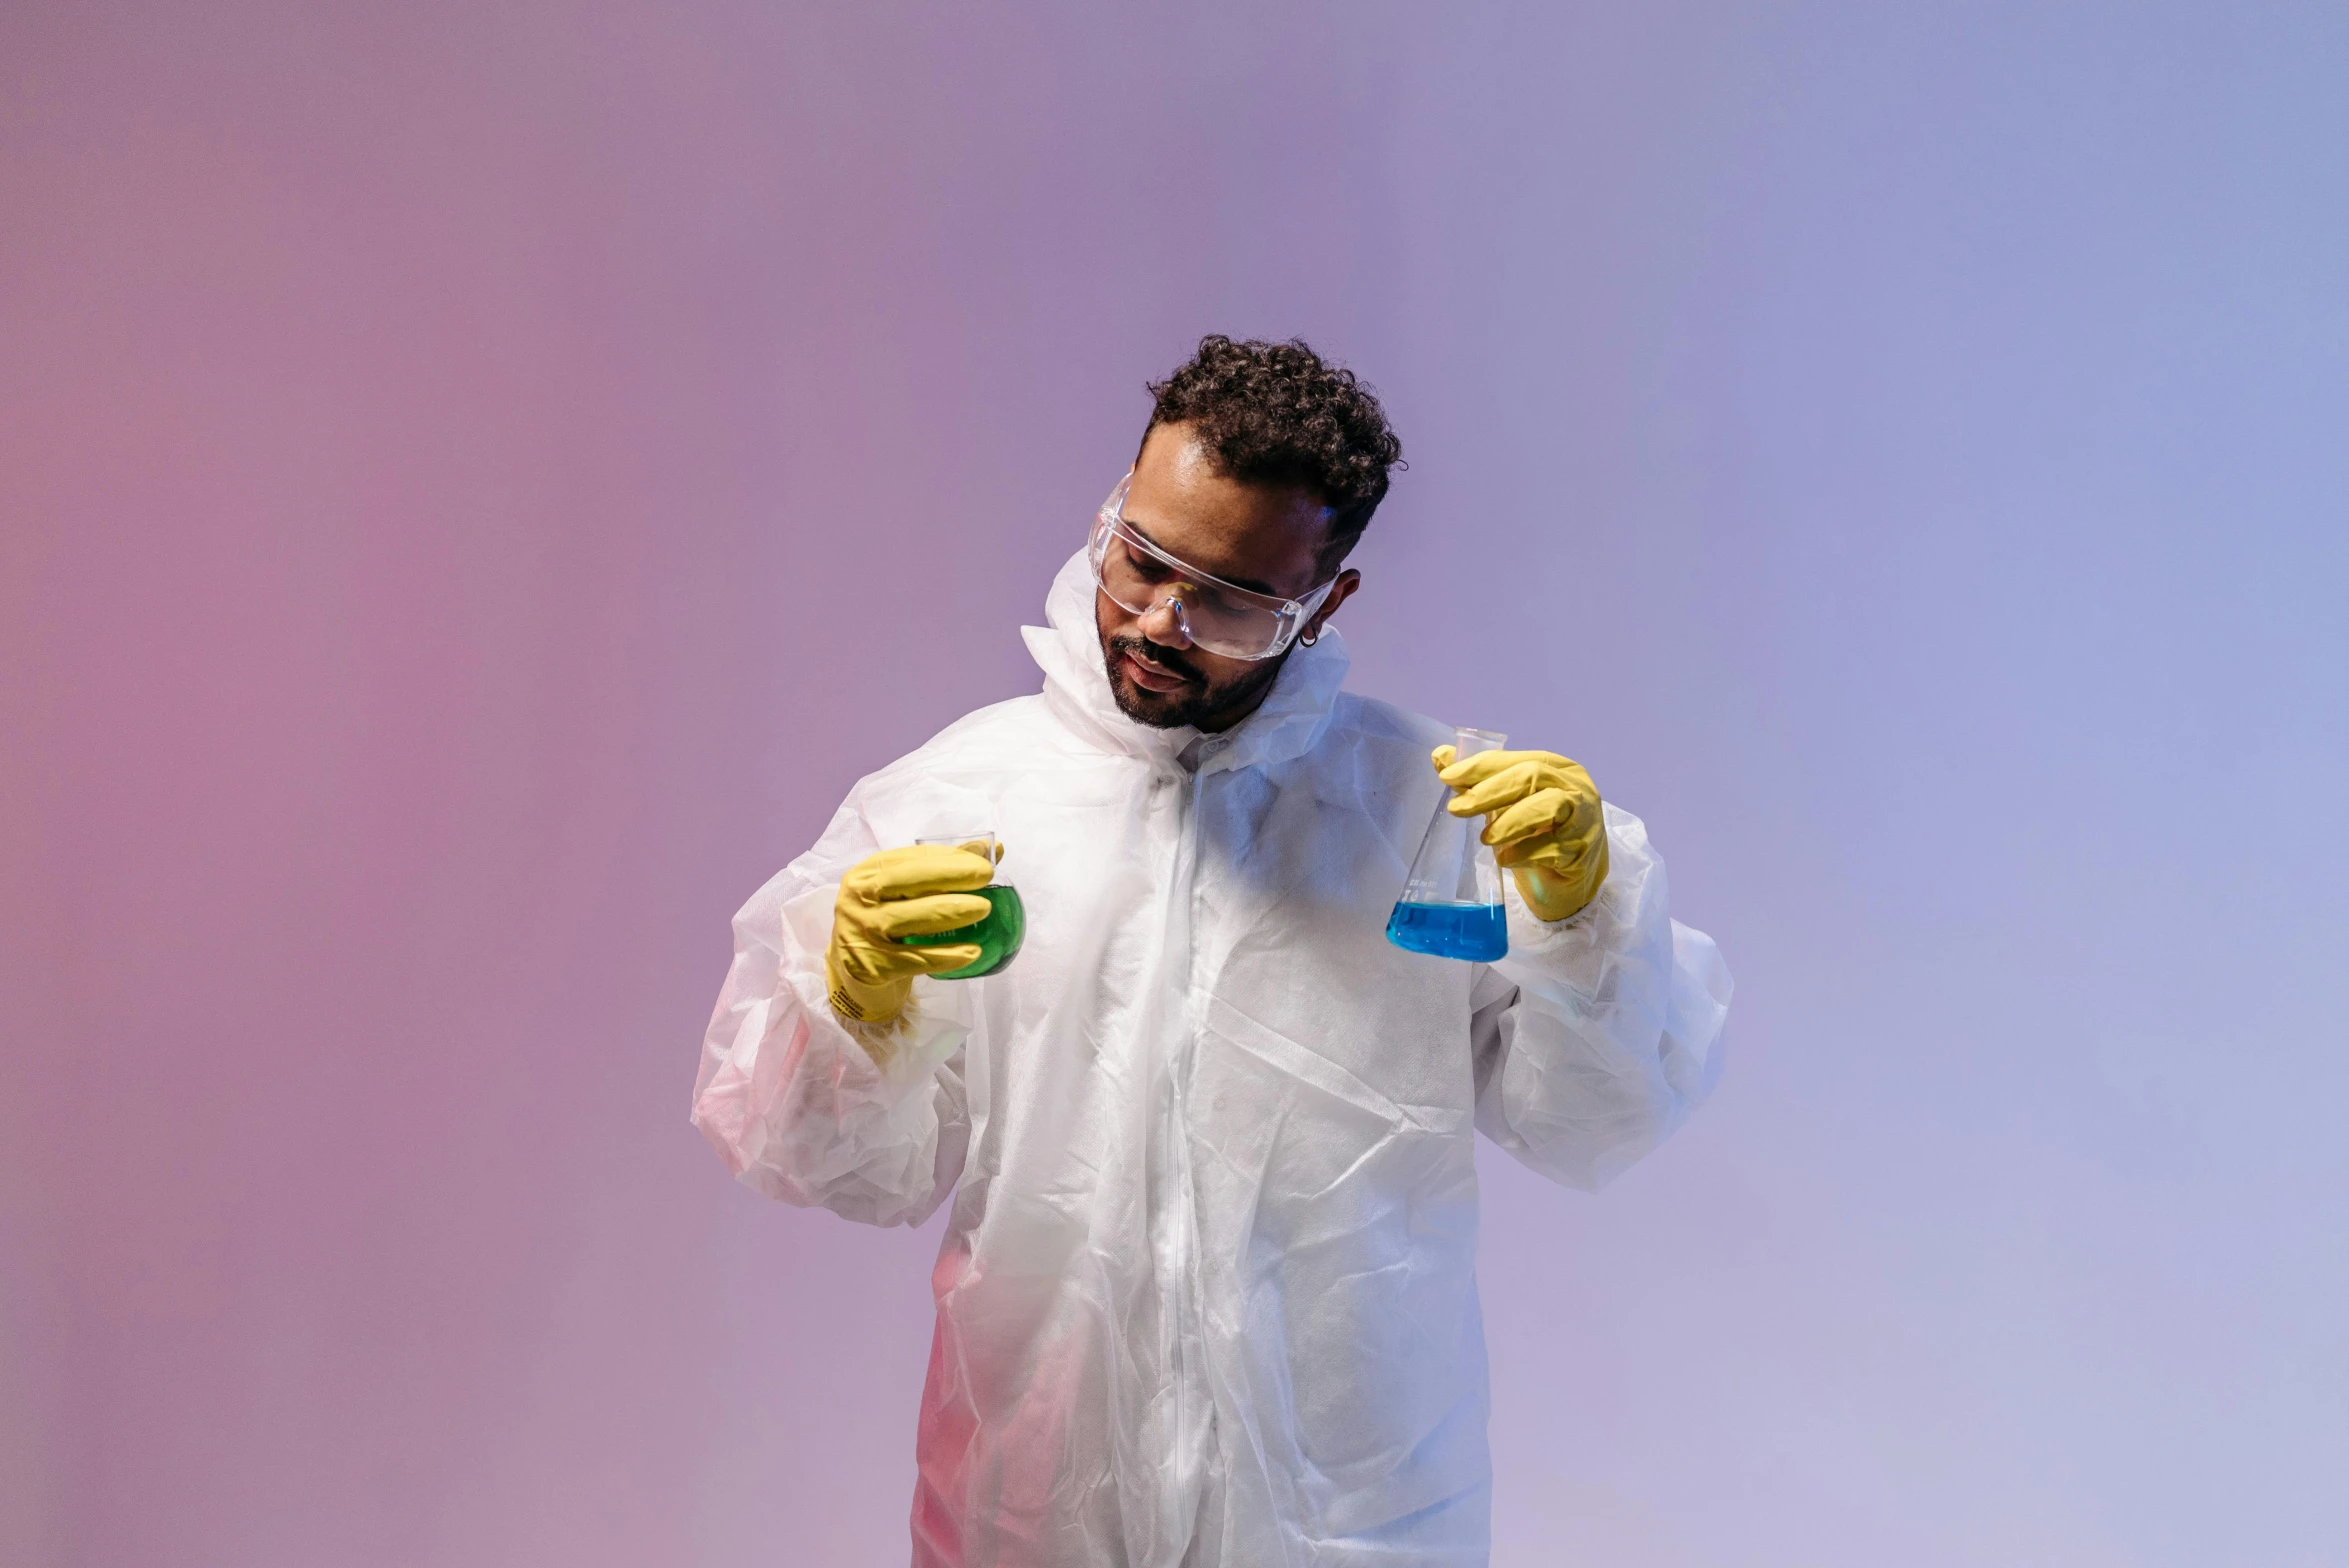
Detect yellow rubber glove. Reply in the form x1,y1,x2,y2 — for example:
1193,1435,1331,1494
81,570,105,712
824,843,999,1031
1435,745,1610,923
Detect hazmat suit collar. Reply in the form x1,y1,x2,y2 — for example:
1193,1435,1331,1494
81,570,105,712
1023,548,1349,777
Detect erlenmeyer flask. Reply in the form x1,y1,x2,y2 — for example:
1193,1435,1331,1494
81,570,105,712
1385,727,1510,962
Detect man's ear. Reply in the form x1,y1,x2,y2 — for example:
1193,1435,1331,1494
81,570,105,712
1303,568,1361,642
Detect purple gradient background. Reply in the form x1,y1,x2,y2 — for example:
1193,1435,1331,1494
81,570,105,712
6,3,2346,1564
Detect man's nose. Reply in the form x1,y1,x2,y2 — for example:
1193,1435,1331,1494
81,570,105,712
1138,594,1194,650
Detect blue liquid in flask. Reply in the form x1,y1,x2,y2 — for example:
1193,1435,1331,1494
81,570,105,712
1386,726,1514,963
1385,900,1509,961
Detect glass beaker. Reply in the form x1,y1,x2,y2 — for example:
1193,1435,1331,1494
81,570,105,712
901,831,1026,979
1386,727,1510,962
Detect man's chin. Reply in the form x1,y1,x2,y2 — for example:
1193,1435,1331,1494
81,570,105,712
1107,669,1202,728
1105,659,1284,732
1097,626,1286,731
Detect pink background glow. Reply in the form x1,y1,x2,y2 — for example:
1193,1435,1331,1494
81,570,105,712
5,3,2345,1564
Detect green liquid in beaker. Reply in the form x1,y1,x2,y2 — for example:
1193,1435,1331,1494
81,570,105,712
902,884,1026,979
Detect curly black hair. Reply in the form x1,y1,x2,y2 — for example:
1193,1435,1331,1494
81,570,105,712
1143,335,1404,569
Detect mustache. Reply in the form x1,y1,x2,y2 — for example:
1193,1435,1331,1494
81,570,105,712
1109,633,1202,686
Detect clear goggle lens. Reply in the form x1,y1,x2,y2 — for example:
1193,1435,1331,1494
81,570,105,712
1086,472,1334,661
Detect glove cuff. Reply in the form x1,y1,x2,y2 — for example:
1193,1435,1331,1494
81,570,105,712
826,949,912,1027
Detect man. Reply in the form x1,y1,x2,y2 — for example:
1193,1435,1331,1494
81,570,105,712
693,336,1731,1567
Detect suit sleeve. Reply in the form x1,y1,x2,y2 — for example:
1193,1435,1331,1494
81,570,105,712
1468,802,1732,1190
689,796,974,1228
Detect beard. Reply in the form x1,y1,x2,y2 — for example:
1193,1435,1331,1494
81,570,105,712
1100,628,1288,732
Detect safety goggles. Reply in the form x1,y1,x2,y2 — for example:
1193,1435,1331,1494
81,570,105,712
1086,470,1338,661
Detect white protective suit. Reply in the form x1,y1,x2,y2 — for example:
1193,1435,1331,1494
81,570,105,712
693,549,1732,1568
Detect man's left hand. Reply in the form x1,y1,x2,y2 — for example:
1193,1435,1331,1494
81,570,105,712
1435,745,1610,923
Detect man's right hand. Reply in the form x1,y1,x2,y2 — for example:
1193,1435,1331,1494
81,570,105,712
824,845,997,1028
